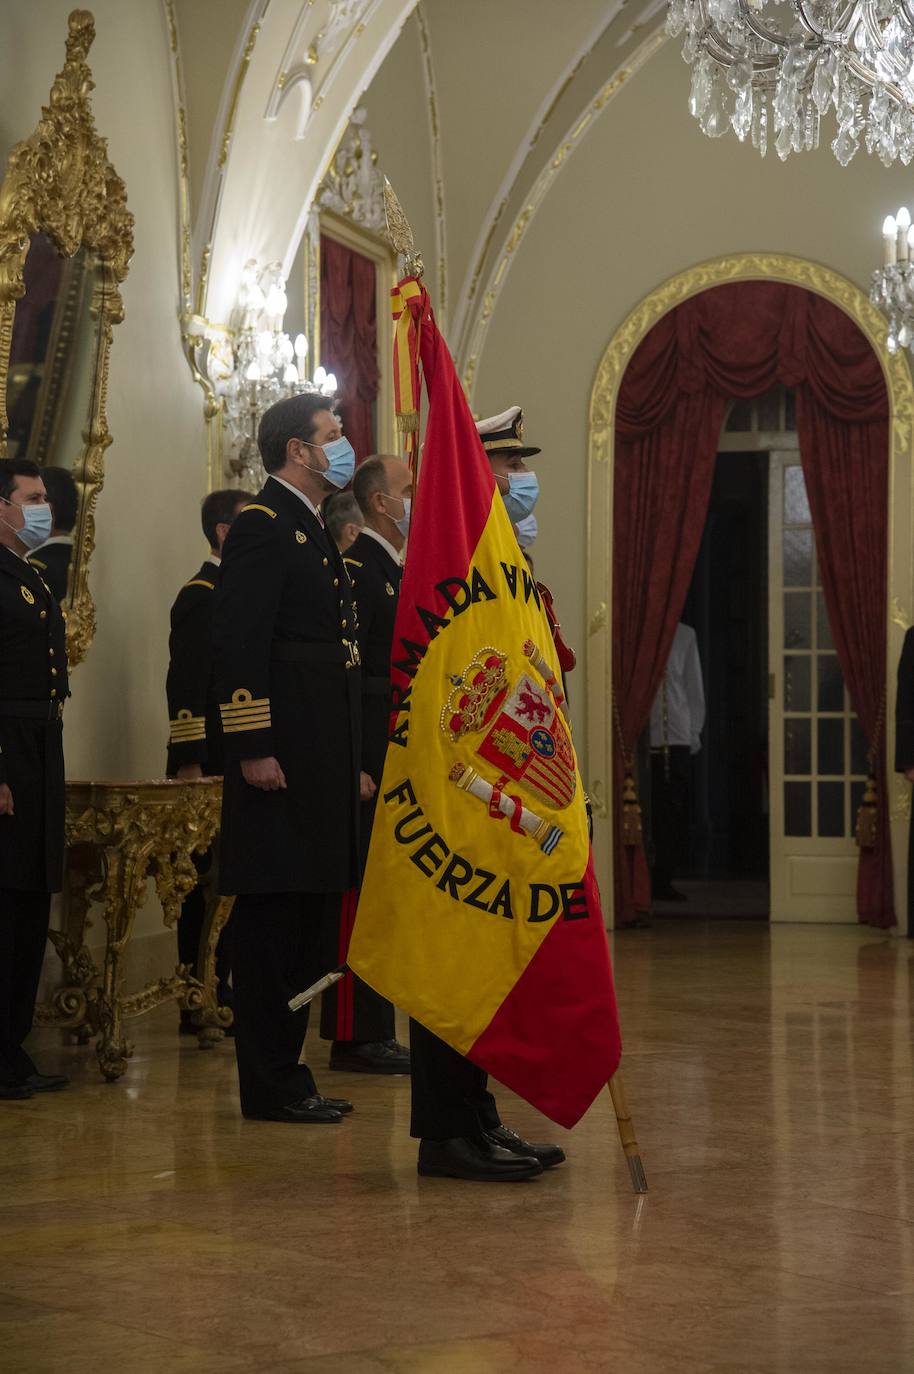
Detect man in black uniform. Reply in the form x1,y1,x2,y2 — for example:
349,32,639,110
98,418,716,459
896,628,914,931
408,407,566,1181
0,458,69,1100
27,466,77,604
166,488,251,1032
322,490,364,553
214,393,370,1123
319,456,411,1074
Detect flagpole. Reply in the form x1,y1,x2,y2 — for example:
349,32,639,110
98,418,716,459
383,178,424,506
607,1073,648,1193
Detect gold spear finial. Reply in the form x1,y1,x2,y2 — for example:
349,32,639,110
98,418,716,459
383,177,425,280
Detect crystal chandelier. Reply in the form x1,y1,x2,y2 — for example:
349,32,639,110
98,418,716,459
210,259,337,486
871,205,914,354
667,1,914,166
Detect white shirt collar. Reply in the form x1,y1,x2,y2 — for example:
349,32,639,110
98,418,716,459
206,553,221,567
36,534,73,549
270,475,321,521
362,525,402,566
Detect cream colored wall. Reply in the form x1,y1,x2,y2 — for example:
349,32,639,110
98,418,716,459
359,13,438,304
477,35,914,765
1,2,209,950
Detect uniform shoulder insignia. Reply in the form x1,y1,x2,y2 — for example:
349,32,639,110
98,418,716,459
20,584,35,605
295,530,307,544
184,578,216,590
343,557,362,568
240,503,277,519
385,581,395,596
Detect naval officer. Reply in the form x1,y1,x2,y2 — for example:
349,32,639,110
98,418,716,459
214,393,371,1123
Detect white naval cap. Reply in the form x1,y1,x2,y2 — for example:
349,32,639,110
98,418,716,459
474,405,541,458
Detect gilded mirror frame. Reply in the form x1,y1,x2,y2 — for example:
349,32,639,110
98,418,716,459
0,9,134,665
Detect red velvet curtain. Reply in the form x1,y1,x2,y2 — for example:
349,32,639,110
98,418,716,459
320,236,380,463
613,282,893,930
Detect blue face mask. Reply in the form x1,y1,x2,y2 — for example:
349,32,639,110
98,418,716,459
305,436,356,490
1,497,53,552
502,471,539,523
320,436,356,490
514,513,538,549
384,494,411,538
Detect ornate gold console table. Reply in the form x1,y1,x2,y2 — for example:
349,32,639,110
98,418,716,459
35,779,234,1080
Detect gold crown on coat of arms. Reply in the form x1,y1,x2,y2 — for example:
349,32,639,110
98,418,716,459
441,648,508,741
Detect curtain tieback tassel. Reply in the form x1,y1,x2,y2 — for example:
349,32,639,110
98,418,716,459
621,770,643,848
855,774,878,850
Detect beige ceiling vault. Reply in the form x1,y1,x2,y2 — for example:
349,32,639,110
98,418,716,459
161,0,676,404
448,3,626,364
165,0,419,335
448,3,671,395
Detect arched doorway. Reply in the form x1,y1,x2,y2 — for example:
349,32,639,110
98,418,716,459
586,255,914,932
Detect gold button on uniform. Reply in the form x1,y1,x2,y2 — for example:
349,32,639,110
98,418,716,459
51,667,58,676
322,558,329,567
39,611,47,621
50,689,57,699
49,648,55,657
333,578,339,587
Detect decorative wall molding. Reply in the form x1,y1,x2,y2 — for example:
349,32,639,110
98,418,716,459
450,4,623,364
458,25,666,399
413,3,447,329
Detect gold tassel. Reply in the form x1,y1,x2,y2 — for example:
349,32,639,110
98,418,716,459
621,769,643,848
396,411,420,433
855,774,878,850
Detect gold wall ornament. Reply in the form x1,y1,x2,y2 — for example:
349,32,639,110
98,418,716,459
35,779,225,1078
318,107,386,233
586,252,914,927
0,9,134,666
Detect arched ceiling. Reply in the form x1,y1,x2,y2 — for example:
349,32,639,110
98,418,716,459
166,0,669,370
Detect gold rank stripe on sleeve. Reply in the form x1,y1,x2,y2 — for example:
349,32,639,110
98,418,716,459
220,688,271,733
184,578,216,591
241,503,277,518
169,711,206,743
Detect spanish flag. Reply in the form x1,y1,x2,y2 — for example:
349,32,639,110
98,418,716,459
348,280,621,1129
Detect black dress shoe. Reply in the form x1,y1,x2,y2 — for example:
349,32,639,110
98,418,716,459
23,1073,69,1093
314,1095,353,1115
329,1040,411,1074
244,1095,343,1124
484,1124,566,1169
418,1136,543,1182
0,1083,32,1101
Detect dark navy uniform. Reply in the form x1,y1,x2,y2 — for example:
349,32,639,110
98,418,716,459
0,547,67,1092
214,476,361,1114
165,559,225,1005
166,560,223,777
320,530,399,1044
27,539,72,606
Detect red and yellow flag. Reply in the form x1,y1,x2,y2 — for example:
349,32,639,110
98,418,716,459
348,280,621,1129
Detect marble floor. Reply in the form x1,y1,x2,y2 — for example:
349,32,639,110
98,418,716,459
3,920,914,1373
